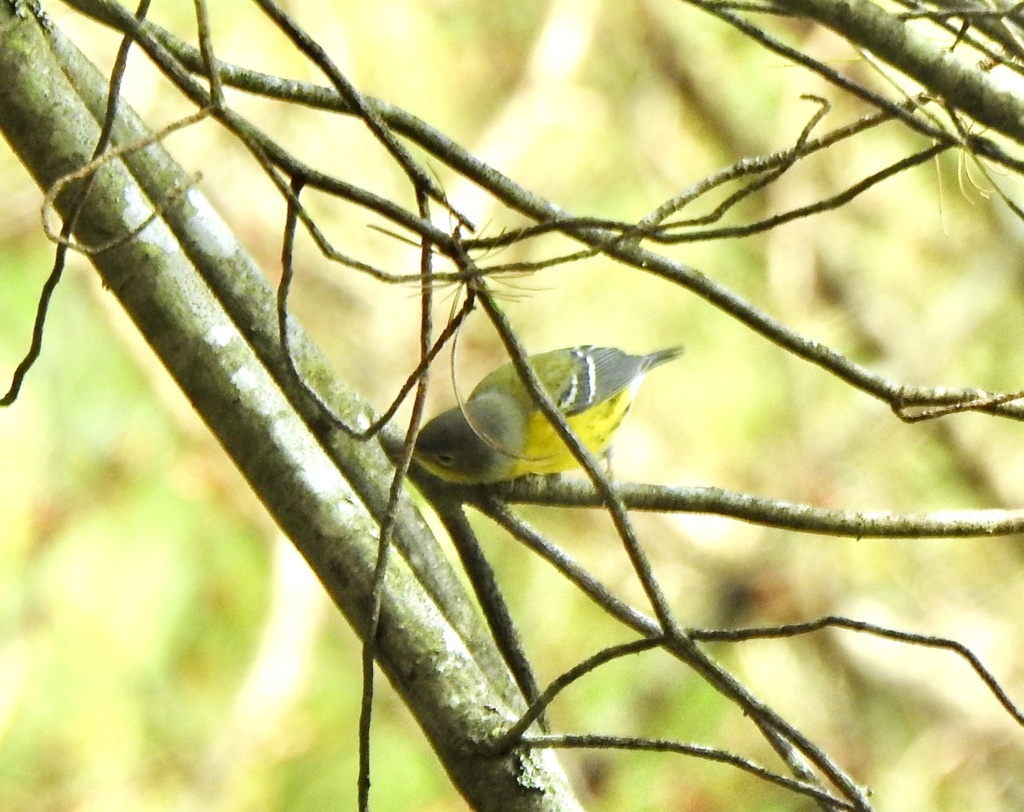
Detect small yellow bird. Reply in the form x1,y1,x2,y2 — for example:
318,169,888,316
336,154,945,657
414,345,683,483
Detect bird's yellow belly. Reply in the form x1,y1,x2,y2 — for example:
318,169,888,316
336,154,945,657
504,389,633,478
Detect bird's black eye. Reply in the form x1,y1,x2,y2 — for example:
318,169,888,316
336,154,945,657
434,452,455,467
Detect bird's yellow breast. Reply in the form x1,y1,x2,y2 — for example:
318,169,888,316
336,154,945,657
502,388,634,478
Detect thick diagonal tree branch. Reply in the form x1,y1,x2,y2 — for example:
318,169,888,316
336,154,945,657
771,0,1024,144
0,5,582,810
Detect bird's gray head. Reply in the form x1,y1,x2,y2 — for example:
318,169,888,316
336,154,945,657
414,395,523,483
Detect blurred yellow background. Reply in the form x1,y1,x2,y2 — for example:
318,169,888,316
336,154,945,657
3,0,1024,809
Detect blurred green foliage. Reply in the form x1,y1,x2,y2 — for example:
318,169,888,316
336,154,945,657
3,0,1024,810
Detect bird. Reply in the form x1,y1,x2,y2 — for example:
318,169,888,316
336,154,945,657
414,345,683,483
